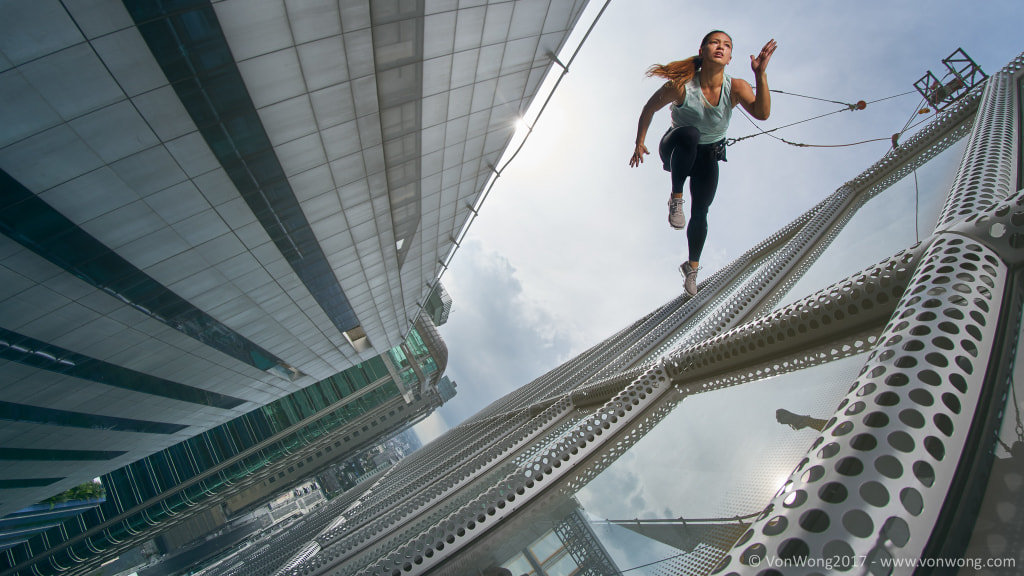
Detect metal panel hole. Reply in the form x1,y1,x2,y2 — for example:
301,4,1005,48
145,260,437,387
888,431,915,452
941,393,962,413
845,401,866,415
850,433,878,451
955,355,975,374
910,325,931,336
842,510,874,538
924,436,946,461
875,392,900,406
763,515,788,536
802,465,825,483
863,412,890,428
875,455,903,479
822,540,857,569
783,490,807,508
900,487,924,516
819,482,848,504
913,461,936,487
740,543,766,566
778,536,812,558
856,383,877,397
950,373,968,393
881,516,911,547
902,340,925,352
933,413,954,436
860,481,890,507
832,421,854,436
909,388,934,405
943,306,966,319
959,339,979,356
895,355,918,368
898,409,925,429
836,457,865,476
818,442,840,459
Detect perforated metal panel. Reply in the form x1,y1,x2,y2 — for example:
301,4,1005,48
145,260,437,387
716,236,1008,575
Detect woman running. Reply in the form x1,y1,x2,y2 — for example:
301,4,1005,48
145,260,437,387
629,31,776,295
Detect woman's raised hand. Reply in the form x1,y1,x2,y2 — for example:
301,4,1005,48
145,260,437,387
750,39,777,77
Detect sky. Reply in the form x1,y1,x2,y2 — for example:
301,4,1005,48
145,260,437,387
414,0,1024,444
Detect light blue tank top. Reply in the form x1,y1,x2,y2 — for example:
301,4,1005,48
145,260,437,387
670,73,733,144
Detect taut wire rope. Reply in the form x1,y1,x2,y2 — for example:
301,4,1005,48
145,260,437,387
728,89,920,149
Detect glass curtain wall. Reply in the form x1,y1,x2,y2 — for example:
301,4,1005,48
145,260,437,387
1,328,434,574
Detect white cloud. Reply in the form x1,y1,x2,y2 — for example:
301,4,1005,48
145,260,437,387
435,240,578,425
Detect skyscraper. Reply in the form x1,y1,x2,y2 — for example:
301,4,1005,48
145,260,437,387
436,375,458,403
0,0,592,517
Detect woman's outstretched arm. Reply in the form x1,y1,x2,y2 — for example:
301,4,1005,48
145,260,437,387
630,82,681,167
734,39,777,121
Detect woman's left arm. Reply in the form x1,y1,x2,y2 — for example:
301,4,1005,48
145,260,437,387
735,39,777,120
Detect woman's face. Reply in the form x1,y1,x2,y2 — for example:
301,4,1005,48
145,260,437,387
700,32,733,66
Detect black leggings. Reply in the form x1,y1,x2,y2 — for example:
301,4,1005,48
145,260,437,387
658,125,722,263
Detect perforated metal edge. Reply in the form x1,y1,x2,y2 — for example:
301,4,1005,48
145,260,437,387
717,235,1008,576
936,54,1023,228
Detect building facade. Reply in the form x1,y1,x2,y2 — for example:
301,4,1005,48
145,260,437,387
0,0,590,517
0,494,105,554
1,312,452,576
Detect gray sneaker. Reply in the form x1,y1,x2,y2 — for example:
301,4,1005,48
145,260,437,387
680,261,699,296
668,196,686,229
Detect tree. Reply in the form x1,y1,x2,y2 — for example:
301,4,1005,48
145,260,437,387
41,481,106,506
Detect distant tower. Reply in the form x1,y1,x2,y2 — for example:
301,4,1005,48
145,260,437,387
437,376,458,403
